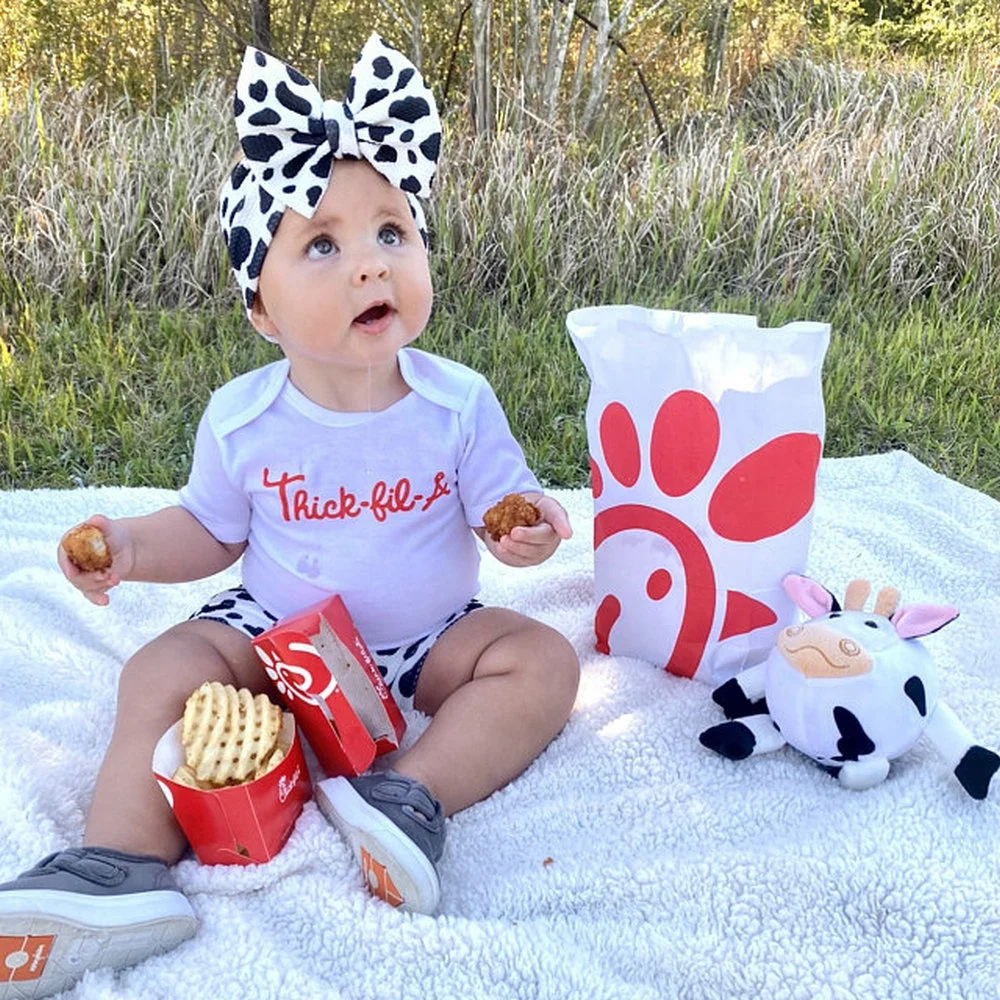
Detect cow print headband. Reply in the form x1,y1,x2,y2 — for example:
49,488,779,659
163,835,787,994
219,33,441,324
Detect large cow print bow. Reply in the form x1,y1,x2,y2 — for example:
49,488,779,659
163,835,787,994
219,33,441,318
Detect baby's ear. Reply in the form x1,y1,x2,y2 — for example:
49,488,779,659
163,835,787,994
249,292,279,341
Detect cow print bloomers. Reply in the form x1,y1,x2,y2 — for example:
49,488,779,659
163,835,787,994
189,587,483,712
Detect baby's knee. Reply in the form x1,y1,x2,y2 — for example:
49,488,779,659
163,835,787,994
115,621,239,716
522,623,580,715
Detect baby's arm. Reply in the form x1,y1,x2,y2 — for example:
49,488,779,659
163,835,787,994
59,506,245,607
475,492,572,568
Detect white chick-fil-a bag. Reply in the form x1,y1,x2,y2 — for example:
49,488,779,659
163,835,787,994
567,305,830,685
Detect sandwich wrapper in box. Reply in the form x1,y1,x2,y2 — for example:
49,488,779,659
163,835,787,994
250,595,406,778
153,713,311,866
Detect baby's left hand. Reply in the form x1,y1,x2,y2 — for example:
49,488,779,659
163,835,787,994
483,493,572,567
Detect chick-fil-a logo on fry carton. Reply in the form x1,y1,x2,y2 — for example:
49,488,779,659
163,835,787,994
254,642,338,704
278,765,302,804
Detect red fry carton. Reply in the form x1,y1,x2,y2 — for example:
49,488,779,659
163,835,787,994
250,595,406,778
152,713,311,866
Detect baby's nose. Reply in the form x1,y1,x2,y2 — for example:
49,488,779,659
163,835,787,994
354,255,390,284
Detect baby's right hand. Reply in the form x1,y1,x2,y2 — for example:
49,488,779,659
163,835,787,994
58,515,134,606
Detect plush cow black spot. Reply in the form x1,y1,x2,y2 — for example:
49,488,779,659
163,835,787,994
228,226,252,269
420,132,441,161
242,133,283,162
395,68,414,91
249,80,268,102
276,80,311,116
832,707,875,762
249,108,281,127
700,721,756,761
954,746,1000,800
904,676,927,716
372,56,393,79
390,96,430,123
374,146,397,163
712,677,769,720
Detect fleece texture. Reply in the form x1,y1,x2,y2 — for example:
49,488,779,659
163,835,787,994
1,450,998,1000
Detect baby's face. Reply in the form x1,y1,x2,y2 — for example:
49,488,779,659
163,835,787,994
252,159,432,378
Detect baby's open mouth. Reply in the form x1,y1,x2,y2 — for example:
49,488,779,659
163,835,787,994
353,303,391,325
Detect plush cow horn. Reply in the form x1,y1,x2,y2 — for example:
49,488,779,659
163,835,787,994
874,586,900,618
843,579,871,611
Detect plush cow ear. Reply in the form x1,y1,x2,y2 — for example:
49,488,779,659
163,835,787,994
890,604,959,639
782,574,839,617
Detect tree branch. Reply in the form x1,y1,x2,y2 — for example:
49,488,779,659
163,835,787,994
552,0,665,138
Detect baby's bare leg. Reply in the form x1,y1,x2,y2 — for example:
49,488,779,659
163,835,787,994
84,619,271,862
397,608,579,815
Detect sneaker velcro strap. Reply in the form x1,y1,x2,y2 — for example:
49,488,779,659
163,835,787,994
50,850,129,887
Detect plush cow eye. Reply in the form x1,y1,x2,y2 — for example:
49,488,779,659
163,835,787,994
864,619,879,628
839,638,860,656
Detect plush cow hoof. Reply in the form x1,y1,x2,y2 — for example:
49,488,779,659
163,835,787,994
699,721,755,760
954,746,1000,800
711,678,769,720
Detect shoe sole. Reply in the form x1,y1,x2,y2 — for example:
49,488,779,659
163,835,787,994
315,777,440,915
0,891,196,999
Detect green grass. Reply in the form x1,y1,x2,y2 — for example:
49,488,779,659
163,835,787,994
4,291,998,496
2,57,1000,496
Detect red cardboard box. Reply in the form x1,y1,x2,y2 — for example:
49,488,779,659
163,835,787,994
153,713,310,866
251,595,406,778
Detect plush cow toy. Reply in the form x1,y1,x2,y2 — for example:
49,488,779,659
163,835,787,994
700,574,1000,798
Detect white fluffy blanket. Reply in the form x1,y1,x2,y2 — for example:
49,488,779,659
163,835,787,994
2,451,999,1000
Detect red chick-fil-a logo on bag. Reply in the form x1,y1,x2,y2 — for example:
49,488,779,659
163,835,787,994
262,468,451,524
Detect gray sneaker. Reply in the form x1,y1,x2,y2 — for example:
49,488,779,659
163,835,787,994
315,771,445,915
0,847,196,999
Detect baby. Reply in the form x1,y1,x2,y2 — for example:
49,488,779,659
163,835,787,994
0,36,579,997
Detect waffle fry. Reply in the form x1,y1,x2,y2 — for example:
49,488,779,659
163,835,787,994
180,681,284,787
253,744,286,781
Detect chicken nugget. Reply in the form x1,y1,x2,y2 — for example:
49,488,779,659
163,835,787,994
61,524,112,572
483,494,540,542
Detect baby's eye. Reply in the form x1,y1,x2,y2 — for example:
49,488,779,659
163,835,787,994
307,236,335,259
378,225,403,247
